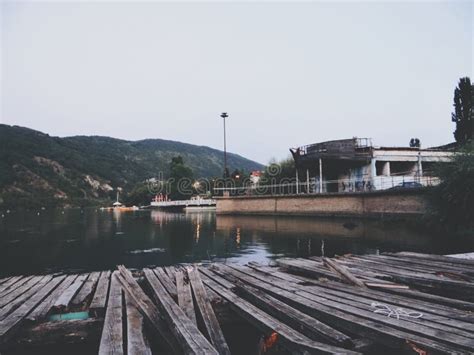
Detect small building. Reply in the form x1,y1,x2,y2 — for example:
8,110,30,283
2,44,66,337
290,138,454,193
250,170,262,185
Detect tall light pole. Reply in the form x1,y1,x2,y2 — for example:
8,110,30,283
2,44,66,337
221,112,229,178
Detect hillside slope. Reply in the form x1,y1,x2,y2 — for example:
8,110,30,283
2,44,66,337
0,125,263,208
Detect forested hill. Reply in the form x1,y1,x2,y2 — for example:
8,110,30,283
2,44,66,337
0,125,263,208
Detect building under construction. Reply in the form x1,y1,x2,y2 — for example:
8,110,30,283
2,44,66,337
290,138,453,193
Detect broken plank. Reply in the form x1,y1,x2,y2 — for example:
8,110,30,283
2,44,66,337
153,267,178,300
202,270,360,355
176,270,197,325
188,267,230,355
142,268,219,355
323,257,367,288
116,266,180,354
98,272,123,355
125,292,152,355
234,279,353,347
52,274,89,312
26,274,78,322
211,264,469,354
90,271,111,317
71,271,101,307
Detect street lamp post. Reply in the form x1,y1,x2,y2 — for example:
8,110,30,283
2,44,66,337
221,112,229,178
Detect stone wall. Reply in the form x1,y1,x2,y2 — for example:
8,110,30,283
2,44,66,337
216,190,429,218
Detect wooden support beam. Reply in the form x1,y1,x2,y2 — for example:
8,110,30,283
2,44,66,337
142,268,219,354
115,266,180,354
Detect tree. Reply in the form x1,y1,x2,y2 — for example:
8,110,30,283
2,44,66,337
452,77,473,144
431,143,474,230
169,156,194,200
409,138,420,148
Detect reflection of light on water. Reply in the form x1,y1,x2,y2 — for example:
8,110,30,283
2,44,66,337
236,227,241,248
195,223,200,243
113,209,122,234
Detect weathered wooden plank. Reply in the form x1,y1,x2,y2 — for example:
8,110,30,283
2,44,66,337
211,264,471,354
115,266,181,354
0,276,53,321
98,271,123,355
391,252,474,267
176,270,197,325
164,266,177,283
293,256,474,302
277,258,341,281
0,275,66,344
361,255,474,277
337,257,474,301
153,267,178,300
71,271,101,307
90,271,111,317
202,270,361,355
52,274,89,312
0,276,45,308
0,276,12,286
142,268,219,355
348,255,473,282
0,276,34,298
125,292,152,355
26,274,78,322
323,258,367,288
188,267,230,355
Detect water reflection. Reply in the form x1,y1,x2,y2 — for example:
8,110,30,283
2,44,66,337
0,208,472,276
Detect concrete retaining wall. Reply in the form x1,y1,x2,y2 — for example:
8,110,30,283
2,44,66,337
216,190,429,218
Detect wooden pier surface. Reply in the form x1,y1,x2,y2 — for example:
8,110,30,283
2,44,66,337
1,252,474,354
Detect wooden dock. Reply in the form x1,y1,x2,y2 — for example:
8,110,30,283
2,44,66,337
1,252,474,354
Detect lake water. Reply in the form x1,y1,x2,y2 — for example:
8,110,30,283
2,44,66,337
0,208,472,277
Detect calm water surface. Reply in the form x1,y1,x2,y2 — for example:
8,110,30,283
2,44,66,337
0,208,472,277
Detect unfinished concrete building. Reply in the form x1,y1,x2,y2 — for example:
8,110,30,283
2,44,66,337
290,138,454,193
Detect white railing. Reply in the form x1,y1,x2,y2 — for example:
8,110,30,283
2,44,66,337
151,199,216,207
213,175,440,196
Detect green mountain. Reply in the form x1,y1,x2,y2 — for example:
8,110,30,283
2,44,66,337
0,124,263,208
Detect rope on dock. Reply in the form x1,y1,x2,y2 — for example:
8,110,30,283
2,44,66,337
371,302,423,320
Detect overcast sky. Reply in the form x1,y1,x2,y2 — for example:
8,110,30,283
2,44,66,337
1,1,473,164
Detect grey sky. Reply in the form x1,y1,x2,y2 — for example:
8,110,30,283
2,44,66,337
1,1,473,164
